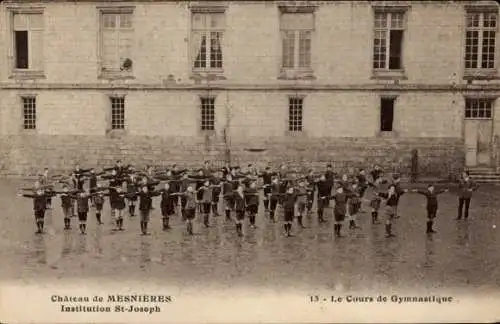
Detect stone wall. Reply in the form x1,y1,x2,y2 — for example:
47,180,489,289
0,134,464,178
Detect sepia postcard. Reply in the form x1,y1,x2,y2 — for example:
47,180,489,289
0,0,500,323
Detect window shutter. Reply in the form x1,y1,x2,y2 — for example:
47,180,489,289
30,29,44,70
118,29,133,64
102,29,118,70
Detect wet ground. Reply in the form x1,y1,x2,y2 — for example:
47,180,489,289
1,179,499,293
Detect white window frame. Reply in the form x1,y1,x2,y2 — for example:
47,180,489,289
278,5,316,79
190,6,226,74
200,96,216,132
98,6,135,79
21,95,37,131
464,5,499,78
464,98,495,120
288,96,304,133
371,5,409,80
7,7,45,80
110,96,126,130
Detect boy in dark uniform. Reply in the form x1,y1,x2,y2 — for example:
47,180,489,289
457,171,479,220
316,175,330,223
105,186,128,231
199,180,213,227
370,165,383,183
126,173,139,217
347,183,362,229
72,164,90,191
87,168,102,206
159,182,175,230
280,186,307,237
411,185,449,234
325,164,335,207
232,185,246,236
179,173,191,221
93,184,106,225
377,185,400,238
132,186,161,235
306,169,316,213
368,178,383,224
177,186,197,235
19,188,56,234
39,168,53,209
244,181,260,229
269,177,281,223
223,174,235,221
211,171,222,217
391,175,406,219
330,186,356,237
102,169,124,222
202,161,213,178
193,169,206,213
55,185,78,230
259,166,276,212
295,180,308,228
72,190,94,234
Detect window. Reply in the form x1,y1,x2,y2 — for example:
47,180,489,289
288,97,303,132
280,13,314,71
373,11,405,71
100,9,134,75
380,97,395,132
465,11,497,71
22,96,36,130
191,13,225,71
110,97,125,130
200,97,215,131
12,13,44,71
465,98,494,119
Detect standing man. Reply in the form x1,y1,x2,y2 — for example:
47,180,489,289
457,171,479,220
325,164,335,207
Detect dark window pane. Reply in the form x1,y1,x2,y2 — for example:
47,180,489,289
389,30,403,69
15,30,28,69
380,98,394,131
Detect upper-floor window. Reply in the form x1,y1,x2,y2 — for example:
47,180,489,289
99,8,134,78
281,13,313,70
11,10,44,78
465,11,497,72
191,12,225,72
279,6,315,79
373,10,405,71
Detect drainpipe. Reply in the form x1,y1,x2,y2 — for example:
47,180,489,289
224,91,231,164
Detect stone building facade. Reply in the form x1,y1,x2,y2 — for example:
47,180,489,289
0,0,499,176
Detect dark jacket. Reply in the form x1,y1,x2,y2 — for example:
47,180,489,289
458,178,478,199
72,194,92,213
222,181,233,195
330,192,355,215
244,188,259,206
134,191,161,211
281,193,297,210
106,191,127,210
378,192,399,206
23,192,54,211
416,189,447,208
316,180,330,198
233,192,246,211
